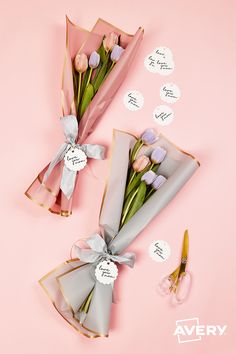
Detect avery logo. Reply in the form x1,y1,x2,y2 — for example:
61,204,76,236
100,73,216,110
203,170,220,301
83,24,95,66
174,318,227,343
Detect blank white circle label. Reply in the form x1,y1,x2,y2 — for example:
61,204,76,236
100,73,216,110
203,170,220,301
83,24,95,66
64,147,87,172
149,240,171,262
95,260,118,285
153,105,174,126
123,90,144,111
160,83,181,104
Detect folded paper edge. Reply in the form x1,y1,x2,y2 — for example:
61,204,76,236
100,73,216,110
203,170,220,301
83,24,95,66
39,260,108,339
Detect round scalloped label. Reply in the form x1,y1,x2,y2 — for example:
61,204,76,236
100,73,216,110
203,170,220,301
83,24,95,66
95,260,118,285
160,83,181,104
144,53,175,75
153,105,174,126
148,240,171,262
123,90,144,111
64,147,87,172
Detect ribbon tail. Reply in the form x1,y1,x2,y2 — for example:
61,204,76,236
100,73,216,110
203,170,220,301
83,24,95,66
43,143,67,183
60,165,77,199
111,252,136,268
81,144,105,160
82,281,113,336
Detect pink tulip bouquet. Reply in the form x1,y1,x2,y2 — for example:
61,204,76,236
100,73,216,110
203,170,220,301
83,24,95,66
39,129,200,338
25,18,143,216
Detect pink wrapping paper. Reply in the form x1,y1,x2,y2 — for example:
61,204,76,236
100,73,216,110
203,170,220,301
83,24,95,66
25,17,143,216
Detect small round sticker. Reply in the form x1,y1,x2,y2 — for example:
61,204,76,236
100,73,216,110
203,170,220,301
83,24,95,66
123,90,144,111
153,46,173,60
160,83,181,104
149,240,171,262
144,53,175,75
95,260,118,285
153,105,174,126
64,147,87,172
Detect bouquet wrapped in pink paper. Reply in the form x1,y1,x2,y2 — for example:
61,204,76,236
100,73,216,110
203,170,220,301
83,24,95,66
25,17,143,216
39,129,200,338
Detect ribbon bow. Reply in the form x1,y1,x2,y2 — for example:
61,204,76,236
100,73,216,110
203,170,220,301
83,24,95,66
74,233,135,268
42,115,105,199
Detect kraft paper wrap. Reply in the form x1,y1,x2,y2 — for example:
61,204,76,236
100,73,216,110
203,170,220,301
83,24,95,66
25,18,144,216
39,130,200,338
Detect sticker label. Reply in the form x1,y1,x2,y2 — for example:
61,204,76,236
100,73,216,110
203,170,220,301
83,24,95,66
153,46,173,60
64,147,87,172
153,105,174,126
149,240,171,262
123,90,144,111
144,53,175,75
160,83,181,104
95,260,118,285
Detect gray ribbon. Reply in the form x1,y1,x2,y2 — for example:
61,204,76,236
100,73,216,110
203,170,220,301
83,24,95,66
42,115,105,199
74,233,135,269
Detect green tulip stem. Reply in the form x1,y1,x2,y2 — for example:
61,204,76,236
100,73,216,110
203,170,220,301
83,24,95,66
128,170,136,185
145,187,155,201
76,72,82,113
86,67,93,87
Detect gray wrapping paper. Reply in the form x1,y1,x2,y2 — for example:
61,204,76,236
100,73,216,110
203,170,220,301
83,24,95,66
39,129,200,338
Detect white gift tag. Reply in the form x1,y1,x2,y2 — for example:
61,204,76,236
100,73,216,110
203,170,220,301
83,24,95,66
144,53,175,75
149,240,171,262
123,90,144,111
95,260,118,285
64,147,87,172
153,105,174,126
153,46,173,60
160,83,181,104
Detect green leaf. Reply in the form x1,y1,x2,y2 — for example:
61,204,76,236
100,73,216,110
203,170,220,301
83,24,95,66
93,60,109,93
79,83,94,118
98,42,107,64
120,187,139,227
125,164,150,198
123,181,147,225
130,140,143,162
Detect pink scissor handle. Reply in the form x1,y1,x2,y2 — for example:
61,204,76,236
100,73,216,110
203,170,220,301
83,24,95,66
174,272,191,304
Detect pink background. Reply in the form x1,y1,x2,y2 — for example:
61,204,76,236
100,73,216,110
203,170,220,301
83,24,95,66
1,0,235,353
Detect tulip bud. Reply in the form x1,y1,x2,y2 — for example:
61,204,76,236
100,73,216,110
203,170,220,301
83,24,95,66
152,175,167,190
141,171,157,185
132,155,150,172
89,51,100,69
141,128,158,145
151,147,167,164
74,53,88,73
110,45,124,62
103,32,118,52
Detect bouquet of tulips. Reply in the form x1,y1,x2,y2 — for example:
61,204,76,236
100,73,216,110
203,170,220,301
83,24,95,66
73,34,124,119
39,129,200,338
25,18,143,216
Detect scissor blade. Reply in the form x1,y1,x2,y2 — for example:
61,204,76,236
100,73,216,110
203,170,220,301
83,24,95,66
181,229,189,262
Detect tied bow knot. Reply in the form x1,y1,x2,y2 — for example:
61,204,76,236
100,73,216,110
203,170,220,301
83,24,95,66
74,233,136,269
42,115,105,199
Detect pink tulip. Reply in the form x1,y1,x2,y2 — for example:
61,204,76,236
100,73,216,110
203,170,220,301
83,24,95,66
74,53,88,73
132,155,150,172
103,32,118,52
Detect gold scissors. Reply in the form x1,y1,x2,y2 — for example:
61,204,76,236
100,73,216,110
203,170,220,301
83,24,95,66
158,230,191,304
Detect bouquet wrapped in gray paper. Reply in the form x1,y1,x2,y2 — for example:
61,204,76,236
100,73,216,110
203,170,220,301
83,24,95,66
39,129,200,338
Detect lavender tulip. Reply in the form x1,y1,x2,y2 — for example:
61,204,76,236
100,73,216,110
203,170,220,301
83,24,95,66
141,128,158,145
152,175,167,190
151,147,167,164
89,51,100,69
141,171,157,185
110,45,124,62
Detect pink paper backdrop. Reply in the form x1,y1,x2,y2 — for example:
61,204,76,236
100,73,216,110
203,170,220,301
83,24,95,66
1,0,235,353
